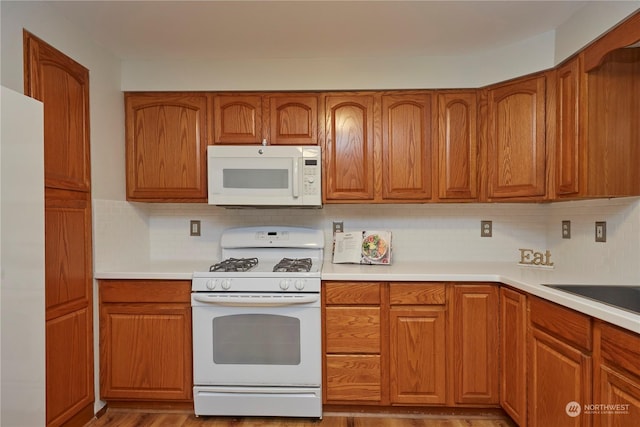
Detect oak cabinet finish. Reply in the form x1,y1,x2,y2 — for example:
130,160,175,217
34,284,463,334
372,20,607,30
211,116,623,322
323,94,376,201
390,283,446,405
555,56,583,198
323,282,384,404
487,74,547,200
99,280,193,403
125,92,209,202
24,31,95,427
528,297,593,427
381,93,433,201
437,91,478,200
450,284,499,405
213,93,319,145
500,287,528,426
594,322,640,427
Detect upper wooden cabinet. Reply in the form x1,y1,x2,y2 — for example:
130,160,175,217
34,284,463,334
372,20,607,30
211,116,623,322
487,74,547,200
436,91,478,200
323,91,434,203
125,92,209,202
323,94,376,201
381,93,433,201
213,93,319,145
24,31,91,192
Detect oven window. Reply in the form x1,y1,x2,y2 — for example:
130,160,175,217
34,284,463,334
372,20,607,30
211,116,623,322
222,169,288,189
212,314,301,365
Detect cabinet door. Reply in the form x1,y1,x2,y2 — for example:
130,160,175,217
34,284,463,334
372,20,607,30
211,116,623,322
390,307,446,404
487,75,546,199
24,31,91,192
529,327,592,427
100,302,192,401
555,56,583,197
125,93,209,201
500,287,527,426
381,93,432,200
324,95,375,201
213,94,263,144
450,284,499,404
437,91,478,200
269,94,318,145
44,189,94,426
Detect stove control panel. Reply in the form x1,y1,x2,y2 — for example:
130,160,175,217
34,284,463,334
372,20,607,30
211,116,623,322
193,276,320,293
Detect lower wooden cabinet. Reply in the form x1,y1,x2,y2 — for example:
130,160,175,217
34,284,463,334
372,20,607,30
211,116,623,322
528,297,593,427
99,280,192,403
390,283,446,405
594,321,640,427
500,287,528,426
450,284,499,405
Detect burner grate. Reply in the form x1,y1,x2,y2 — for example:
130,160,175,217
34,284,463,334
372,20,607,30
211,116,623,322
210,257,259,272
273,257,313,273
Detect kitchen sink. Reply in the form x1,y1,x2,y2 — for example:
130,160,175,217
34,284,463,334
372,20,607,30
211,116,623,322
544,285,640,315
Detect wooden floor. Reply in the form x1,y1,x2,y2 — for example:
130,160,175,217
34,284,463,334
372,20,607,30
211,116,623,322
85,409,516,427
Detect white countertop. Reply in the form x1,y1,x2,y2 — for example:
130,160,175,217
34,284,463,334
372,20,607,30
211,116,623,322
95,260,640,334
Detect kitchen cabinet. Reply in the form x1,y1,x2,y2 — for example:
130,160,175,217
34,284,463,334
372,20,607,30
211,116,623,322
24,31,95,427
213,93,319,145
125,92,209,202
389,283,446,405
554,55,583,198
594,321,640,427
323,282,385,404
450,284,499,405
323,93,376,201
99,280,193,404
436,91,478,200
486,74,547,200
528,297,592,427
500,287,528,426
381,92,433,201
323,91,434,203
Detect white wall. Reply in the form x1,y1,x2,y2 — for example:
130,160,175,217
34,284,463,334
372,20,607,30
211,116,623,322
1,86,45,427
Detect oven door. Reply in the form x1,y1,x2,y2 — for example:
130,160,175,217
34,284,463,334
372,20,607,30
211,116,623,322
191,292,321,387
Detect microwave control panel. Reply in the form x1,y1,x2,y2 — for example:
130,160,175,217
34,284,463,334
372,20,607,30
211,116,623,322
303,158,321,196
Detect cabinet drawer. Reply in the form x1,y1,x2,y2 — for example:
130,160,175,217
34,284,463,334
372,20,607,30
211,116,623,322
325,306,380,353
99,280,191,303
529,296,592,351
599,321,640,378
390,283,445,305
325,354,381,402
324,282,381,305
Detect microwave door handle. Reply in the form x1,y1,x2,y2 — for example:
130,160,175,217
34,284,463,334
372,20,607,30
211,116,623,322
292,159,300,198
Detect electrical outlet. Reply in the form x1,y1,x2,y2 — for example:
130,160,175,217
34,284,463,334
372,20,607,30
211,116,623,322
333,221,344,234
595,221,606,242
481,220,492,237
190,220,201,236
562,220,571,239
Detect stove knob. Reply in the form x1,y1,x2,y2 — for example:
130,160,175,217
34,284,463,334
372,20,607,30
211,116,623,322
221,279,232,290
294,279,306,290
206,279,217,290
279,279,291,290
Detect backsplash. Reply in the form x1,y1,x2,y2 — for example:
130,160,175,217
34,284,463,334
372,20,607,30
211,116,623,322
93,197,640,283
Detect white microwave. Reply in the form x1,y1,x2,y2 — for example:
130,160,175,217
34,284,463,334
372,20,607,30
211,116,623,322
207,145,322,207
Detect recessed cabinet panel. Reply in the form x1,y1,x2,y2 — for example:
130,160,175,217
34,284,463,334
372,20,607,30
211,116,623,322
437,92,478,200
126,93,209,201
214,94,263,144
487,75,546,199
269,95,318,145
382,93,432,200
324,95,375,200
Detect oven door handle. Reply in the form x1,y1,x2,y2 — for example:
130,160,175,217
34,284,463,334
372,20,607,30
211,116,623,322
192,294,319,307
